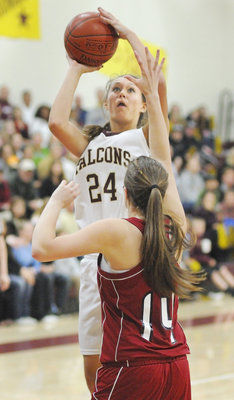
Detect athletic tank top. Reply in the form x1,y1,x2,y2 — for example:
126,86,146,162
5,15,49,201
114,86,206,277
97,217,190,364
74,128,149,228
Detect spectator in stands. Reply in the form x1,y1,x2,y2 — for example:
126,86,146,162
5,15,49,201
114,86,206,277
30,104,51,147
0,165,11,212
0,218,10,293
196,106,212,134
37,139,76,181
85,88,107,126
0,85,13,120
0,218,28,324
177,152,205,212
20,90,35,129
169,124,186,159
6,196,27,235
194,191,217,232
73,95,87,127
9,158,43,217
7,220,50,320
10,132,25,160
220,167,234,198
185,216,234,297
197,175,222,206
1,142,19,170
13,106,29,139
39,160,65,198
183,121,201,153
56,200,79,234
168,103,185,130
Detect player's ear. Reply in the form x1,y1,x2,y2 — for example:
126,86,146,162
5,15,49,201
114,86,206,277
140,101,147,113
103,100,108,110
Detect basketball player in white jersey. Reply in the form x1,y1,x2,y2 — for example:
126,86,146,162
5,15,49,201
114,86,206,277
49,8,169,393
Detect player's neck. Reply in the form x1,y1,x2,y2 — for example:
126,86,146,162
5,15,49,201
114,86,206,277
128,206,145,220
110,120,137,133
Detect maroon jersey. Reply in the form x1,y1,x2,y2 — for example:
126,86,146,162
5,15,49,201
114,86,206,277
97,217,190,364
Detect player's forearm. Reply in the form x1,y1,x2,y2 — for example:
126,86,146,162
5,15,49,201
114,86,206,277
125,30,146,60
158,73,170,133
0,237,8,275
146,94,171,163
49,66,82,128
32,199,61,259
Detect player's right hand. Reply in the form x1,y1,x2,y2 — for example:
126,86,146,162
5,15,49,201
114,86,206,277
66,53,102,74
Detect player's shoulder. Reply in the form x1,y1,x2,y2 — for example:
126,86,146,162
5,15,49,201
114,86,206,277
91,218,138,245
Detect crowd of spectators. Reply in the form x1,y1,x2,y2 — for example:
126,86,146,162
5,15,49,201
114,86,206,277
0,84,233,325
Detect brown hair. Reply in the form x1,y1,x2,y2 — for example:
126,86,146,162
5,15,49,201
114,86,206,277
124,156,204,298
83,75,148,142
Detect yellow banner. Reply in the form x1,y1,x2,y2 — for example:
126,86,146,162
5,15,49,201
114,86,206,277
100,38,167,77
0,0,40,39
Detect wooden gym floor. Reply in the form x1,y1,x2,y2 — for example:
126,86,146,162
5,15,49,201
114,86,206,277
0,295,234,400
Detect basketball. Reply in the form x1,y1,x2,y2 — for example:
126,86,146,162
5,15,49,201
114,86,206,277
64,11,119,67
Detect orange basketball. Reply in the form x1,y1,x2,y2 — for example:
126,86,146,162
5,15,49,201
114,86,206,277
64,11,118,67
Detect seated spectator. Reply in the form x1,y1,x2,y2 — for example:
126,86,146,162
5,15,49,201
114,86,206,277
0,218,10,323
197,175,222,206
8,220,70,319
194,191,217,233
30,104,51,148
56,201,78,234
196,106,212,134
13,106,29,139
30,132,50,166
6,196,27,235
38,261,70,316
168,103,185,130
169,124,186,159
10,132,25,160
220,167,234,199
72,94,87,127
85,88,107,126
20,90,35,129
0,165,11,212
9,158,43,217
215,189,234,260
183,121,201,153
0,85,13,120
0,218,30,324
177,152,205,212
184,216,234,297
39,160,65,198
1,142,19,171
37,139,76,181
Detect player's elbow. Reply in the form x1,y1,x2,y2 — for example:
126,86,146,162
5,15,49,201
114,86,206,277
32,244,50,262
48,118,66,137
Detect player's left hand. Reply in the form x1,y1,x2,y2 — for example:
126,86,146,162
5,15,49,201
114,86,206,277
125,48,165,98
50,180,80,209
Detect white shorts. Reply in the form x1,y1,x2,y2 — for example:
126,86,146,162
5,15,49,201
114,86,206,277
78,254,102,355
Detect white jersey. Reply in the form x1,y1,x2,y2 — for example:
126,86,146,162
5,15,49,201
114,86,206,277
74,127,150,228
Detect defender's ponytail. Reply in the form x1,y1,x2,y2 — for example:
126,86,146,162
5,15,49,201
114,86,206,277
125,156,205,298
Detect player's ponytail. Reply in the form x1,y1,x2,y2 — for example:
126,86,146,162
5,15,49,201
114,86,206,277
125,156,204,298
83,122,111,142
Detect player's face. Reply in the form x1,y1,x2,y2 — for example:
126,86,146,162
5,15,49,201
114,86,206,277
105,77,146,128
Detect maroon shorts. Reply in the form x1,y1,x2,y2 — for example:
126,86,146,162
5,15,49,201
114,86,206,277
92,356,191,400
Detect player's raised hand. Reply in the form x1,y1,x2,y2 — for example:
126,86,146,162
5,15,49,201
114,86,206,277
66,53,102,74
98,7,130,39
125,48,165,98
51,180,80,209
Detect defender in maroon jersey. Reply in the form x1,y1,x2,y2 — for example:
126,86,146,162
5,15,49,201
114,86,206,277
32,45,204,399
